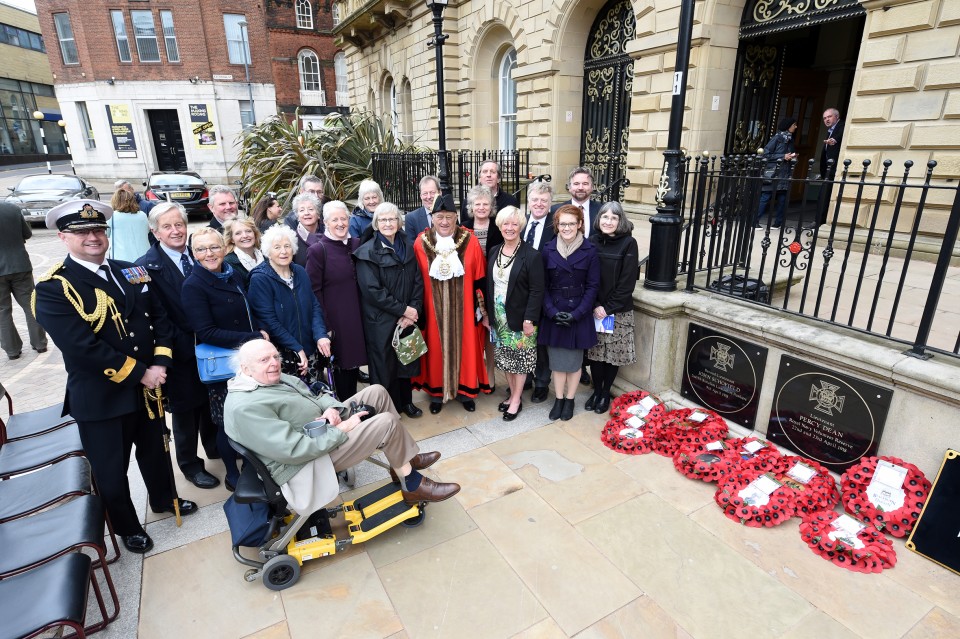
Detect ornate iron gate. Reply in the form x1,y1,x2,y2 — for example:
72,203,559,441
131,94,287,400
580,0,635,203
724,44,782,155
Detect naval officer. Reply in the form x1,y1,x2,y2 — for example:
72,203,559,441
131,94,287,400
33,199,197,554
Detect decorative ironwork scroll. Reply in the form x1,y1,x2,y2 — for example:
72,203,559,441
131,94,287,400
580,0,635,203
741,0,865,39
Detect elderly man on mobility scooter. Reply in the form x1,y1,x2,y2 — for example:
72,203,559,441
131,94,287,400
224,339,459,519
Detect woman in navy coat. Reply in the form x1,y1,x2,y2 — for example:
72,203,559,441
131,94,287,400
538,204,600,421
247,225,330,382
182,227,266,489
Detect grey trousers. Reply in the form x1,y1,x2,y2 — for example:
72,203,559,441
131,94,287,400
0,271,47,357
328,384,419,471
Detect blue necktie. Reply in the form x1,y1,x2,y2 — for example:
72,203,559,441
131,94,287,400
180,253,193,277
526,220,539,245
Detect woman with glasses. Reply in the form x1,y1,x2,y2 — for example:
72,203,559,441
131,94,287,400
222,218,264,289
354,202,425,417
248,226,331,382
585,202,638,414
538,204,600,421
349,179,383,239
291,193,323,267
182,227,268,490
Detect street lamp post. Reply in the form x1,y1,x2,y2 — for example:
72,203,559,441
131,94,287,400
238,21,256,126
31,110,52,174
425,0,451,197
57,119,76,175
643,0,697,291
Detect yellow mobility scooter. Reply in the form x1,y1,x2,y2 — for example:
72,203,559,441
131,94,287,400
227,438,427,591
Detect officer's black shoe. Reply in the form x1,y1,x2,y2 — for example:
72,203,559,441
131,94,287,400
151,499,199,516
122,533,154,554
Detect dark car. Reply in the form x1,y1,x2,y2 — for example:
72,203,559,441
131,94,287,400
143,171,209,218
5,174,101,223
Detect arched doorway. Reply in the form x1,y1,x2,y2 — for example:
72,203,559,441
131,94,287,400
725,0,866,202
579,0,635,203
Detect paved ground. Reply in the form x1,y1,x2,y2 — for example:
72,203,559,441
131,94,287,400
2,163,959,638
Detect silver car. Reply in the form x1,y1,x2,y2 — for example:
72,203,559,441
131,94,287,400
5,174,101,223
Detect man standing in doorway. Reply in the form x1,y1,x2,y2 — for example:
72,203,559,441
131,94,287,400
551,167,603,239
818,108,845,225
206,185,239,231
478,160,519,212
0,202,47,359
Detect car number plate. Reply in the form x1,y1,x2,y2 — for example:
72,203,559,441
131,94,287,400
172,191,191,199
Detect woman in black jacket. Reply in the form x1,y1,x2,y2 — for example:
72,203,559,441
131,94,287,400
182,227,267,490
354,202,425,418
586,202,639,414
756,116,798,229
484,206,544,420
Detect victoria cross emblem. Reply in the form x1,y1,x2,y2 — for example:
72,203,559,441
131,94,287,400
710,343,735,372
809,381,845,416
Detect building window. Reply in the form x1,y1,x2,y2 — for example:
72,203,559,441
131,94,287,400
334,52,349,107
239,100,254,130
332,3,341,27
0,23,46,53
224,14,250,65
53,13,78,65
498,48,517,151
298,50,321,92
76,101,95,149
160,11,179,63
296,0,313,29
389,80,398,138
130,10,160,63
110,11,131,63
399,78,413,142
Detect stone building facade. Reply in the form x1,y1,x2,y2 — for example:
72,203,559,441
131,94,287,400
335,0,960,233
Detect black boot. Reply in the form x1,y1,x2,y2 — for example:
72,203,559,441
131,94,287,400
560,398,575,421
594,394,611,414
584,391,599,411
549,398,564,421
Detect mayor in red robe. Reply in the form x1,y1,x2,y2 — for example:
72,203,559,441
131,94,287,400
412,194,492,413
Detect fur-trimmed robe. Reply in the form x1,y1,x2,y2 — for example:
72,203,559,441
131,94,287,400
412,226,492,401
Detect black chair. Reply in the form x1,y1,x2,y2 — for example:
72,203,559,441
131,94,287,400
0,495,118,635
0,423,85,479
0,456,92,524
0,553,100,639
0,390,74,445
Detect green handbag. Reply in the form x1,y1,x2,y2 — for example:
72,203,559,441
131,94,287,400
392,324,428,366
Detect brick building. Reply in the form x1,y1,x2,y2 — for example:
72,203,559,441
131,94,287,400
34,0,346,184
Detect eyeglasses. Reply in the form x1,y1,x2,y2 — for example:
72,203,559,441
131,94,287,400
378,218,399,224
193,245,224,255
558,222,578,228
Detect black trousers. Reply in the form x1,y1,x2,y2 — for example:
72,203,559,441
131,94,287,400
76,402,174,536
171,400,217,476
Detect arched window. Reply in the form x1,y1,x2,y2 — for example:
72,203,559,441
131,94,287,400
298,49,321,92
334,52,349,106
296,0,313,29
332,3,342,27
398,77,413,142
498,48,517,150
382,74,398,138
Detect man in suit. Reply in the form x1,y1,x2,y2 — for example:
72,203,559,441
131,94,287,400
34,200,197,554
818,108,845,225
525,181,555,402
0,202,47,359
479,160,520,212
206,185,239,232
551,167,603,239
136,203,220,489
404,175,440,240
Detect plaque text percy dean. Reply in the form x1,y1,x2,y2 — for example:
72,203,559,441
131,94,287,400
681,324,768,428
767,356,892,472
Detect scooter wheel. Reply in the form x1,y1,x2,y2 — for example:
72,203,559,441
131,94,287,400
262,554,300,591
401,506,427,527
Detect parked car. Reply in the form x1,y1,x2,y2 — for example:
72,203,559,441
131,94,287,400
5,174,100,223
143,171,209,218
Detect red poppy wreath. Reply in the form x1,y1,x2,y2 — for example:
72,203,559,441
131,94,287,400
799,510,896,573
600,414,659,456
608,390,667,421
672,439,739,483
840,456,931,538
770,456,840,521
715,469,797,528
727,436,782,474
653,407,728,457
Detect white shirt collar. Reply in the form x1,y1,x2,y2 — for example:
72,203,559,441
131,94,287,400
71,255,108,274
158,242,190,273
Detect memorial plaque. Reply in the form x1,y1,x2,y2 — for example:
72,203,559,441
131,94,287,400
907,449,960,576
767,356,892,472
681,324,768,428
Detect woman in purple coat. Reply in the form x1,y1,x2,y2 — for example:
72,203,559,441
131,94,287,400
538,204,600,421
306,200,368,398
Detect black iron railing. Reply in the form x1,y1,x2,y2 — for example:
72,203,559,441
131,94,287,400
372,149,531,212
678,154,960,360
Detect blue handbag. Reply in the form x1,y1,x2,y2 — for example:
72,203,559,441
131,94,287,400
195,342,237,383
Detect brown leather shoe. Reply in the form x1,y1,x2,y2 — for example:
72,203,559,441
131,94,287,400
390,451,442,483
402,476,461,505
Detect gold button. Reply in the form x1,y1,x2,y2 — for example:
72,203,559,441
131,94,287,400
129,332,135,337
133,346,139,351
